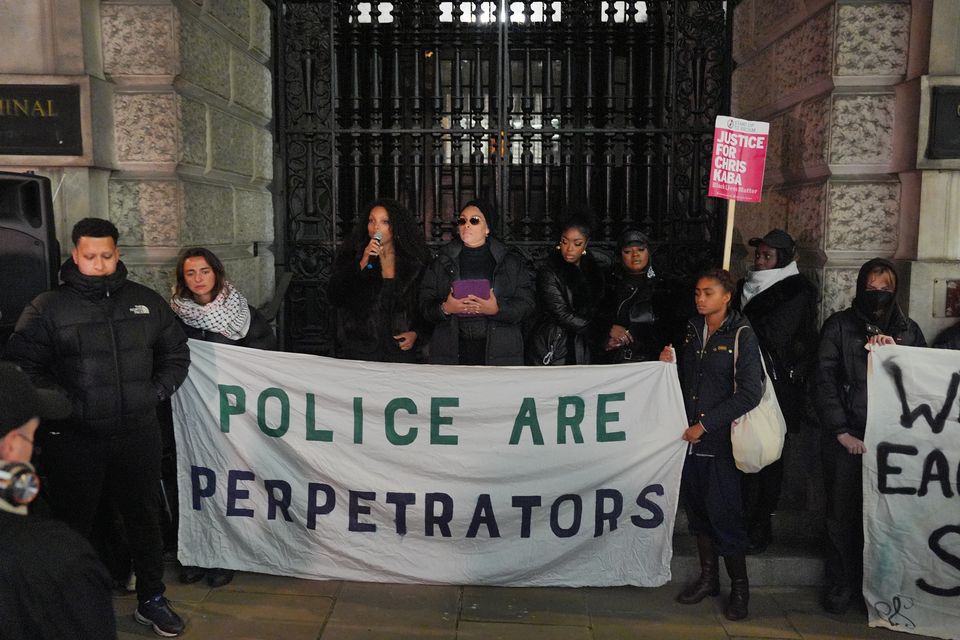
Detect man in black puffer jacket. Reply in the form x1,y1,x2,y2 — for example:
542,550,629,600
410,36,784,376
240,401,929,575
815,257,925,615
3,218,190,637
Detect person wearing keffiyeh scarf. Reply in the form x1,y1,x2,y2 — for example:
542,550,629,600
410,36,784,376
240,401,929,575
170,281,252,341
167,247,275,589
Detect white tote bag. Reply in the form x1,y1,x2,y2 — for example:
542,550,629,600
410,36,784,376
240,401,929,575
730,326,788,473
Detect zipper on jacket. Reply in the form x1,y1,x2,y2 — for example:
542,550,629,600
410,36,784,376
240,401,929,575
106,301,123,429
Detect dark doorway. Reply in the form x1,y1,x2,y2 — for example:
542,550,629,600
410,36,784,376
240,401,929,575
274,1,732,354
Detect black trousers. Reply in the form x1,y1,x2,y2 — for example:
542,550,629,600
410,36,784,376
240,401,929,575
682,453,748,556
820,434,863,591
36,425,166,603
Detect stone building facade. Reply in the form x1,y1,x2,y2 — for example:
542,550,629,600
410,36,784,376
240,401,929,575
0,0,274,306
1,0,958,342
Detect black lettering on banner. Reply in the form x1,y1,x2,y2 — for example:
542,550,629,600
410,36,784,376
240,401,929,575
226,470,255,517
512,495,542,538
425,492,453,537
264,479,293,521
386,492,416,535
916,525,960,597
191,465,216,509
885,361,959,434
631,484,666,528
550,494,582,538
877,443,919,495
349,490,377,532
919,449,955,498
307,483,335,530
594,488,623,537
465,493,501,538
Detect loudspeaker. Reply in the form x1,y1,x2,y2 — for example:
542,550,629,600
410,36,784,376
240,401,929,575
0,172,59,341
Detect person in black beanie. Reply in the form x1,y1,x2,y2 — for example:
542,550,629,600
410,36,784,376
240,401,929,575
815,257,925,614
420,200,535,365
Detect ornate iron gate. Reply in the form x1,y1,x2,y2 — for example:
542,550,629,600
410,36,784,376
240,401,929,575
275,1,732,354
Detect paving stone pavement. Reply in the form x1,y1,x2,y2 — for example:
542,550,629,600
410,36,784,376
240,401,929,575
112,564,940,640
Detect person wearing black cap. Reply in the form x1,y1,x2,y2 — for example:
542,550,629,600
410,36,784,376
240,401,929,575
3,217,190,637
0,362,117,640
420,200,535,365
595,226,670,363
815,258,925,614
733,228,819,553
526,216,604,365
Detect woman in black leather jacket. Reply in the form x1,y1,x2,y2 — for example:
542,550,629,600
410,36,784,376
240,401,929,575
526,217,604,365
328,199,431,362
596,227,669,363
815,258,925,614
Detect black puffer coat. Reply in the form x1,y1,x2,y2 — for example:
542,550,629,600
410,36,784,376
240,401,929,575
420,237,535,365
3,260,189,435
677,310,763,457
932,321,960,350
328,246,426,362
526,251,604,365
734,271,819,430
815,258,926,438
177,305,276,351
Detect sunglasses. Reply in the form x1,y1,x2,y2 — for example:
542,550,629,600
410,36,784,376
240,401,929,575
457,216,483,226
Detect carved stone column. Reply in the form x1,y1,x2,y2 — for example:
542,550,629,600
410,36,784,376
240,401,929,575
910,0,960,343
732,0,926,325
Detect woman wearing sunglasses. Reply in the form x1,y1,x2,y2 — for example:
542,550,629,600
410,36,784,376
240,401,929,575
328,198,431,362
420,200,535,365
526,215,604,365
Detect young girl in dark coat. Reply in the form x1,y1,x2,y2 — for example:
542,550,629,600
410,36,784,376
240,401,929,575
733,229,819,553
527,217,604,365
815,258,925,614
328,199,431,362
661,268,763,621
169,247,277,588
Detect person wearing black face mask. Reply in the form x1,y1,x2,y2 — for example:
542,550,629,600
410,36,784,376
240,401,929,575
814,258,925,615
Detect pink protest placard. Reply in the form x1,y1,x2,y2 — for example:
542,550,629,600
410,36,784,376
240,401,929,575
707,116,769,203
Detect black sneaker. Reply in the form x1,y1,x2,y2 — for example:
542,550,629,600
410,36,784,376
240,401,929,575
135,595,185,637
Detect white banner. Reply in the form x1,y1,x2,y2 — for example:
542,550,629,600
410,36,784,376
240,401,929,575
172,340,688,587
865,346,960,639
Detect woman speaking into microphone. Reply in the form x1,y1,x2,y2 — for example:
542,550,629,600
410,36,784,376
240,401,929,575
328,198,431,362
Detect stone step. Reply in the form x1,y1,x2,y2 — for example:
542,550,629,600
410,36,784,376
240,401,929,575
671,508,826,587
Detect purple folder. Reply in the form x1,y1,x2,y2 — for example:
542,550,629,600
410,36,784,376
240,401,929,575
452,278,491,316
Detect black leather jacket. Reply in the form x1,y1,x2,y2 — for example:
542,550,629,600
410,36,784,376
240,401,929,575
526,251,604,365
4,260,189,435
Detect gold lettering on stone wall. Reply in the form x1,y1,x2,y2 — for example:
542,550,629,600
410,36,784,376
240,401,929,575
0,99,59,117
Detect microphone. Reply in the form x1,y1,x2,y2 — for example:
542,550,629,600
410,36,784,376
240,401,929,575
366,231,384,270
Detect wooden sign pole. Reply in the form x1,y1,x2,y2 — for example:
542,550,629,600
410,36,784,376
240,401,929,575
721,198,737,271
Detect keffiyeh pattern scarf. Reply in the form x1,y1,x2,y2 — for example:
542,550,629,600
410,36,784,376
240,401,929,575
171,281,252,341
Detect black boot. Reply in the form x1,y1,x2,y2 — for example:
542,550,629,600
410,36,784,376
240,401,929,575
677,535,720,604
747,515,772,555
723,554,750,621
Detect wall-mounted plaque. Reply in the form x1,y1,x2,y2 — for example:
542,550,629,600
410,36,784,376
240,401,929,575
0,84,82,155
928,87,960,160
